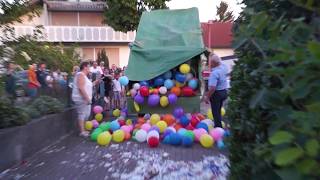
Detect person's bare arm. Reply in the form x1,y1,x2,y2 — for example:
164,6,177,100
77,73,90,104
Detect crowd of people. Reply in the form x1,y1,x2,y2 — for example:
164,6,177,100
4,62,68,99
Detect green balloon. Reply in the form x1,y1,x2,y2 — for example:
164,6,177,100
91,128,103,141
99,122,111,131
185,131,195,141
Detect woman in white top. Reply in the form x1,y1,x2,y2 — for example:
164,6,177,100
72,62,99,137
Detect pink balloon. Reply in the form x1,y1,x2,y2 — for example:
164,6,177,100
141,123,151,131
121,125,131,133
210,127,225,141
93,105,103,114
92,120,99,128
193,128,207,142
128,125,134,131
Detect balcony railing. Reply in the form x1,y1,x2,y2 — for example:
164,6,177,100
4,26,136,43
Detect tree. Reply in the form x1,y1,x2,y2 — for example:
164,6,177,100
0,0,40,26
103,0,170,32
215,1,234,22
97,49,109,69
229,0,320,179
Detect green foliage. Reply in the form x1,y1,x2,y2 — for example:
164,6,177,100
0,0,40,26
228,0,320,179
215,1,234,22
103,0,170,32
0,96,29,129
27,96,64,115
97,49,109,69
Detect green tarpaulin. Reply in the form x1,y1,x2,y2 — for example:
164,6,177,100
125,8,206,81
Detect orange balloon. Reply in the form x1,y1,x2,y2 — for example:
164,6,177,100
162,114,175,126
153,88,159,94
170,87,181,96
124,132,131,140
197,113,206,120
174,123,183,131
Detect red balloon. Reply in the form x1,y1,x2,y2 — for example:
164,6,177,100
118,120,126,126
186,124,195,130
174,123,183,131
148,137,159,148
182,87,195,97
197,113,206,120
191,115,200,127
140,86,149,97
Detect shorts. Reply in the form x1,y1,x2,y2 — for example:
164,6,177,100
74,102,91,121
113,91,121,100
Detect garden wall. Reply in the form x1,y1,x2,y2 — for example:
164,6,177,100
0,108,77,171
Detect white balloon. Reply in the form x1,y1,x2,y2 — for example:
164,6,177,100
166,127,176,133
201,119,214,127
186,73,194,81
133,83,141,90
130,89,137,97
147,130,160,140
135,129,147,142
159,86,167,95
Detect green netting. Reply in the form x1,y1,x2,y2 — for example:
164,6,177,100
125,8,206,81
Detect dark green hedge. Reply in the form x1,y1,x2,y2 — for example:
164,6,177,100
228,0,320,179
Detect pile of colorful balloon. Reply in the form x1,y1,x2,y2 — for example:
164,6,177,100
118,63,199,110
85,105,229,149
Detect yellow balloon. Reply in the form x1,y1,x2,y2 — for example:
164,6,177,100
207,109,214,120
175,81,185,88
179,64,190,74
150,114,160,125
85,121,93,131
222,121,226,129
112,130,125,143
200,134,214,148
156,121,167,133
160,96,169,107
127,92,131,96
95,113,103,122
134,102,140,112
126,119,133,125
113,109,121,117
221,107,226,116
97,132,112,146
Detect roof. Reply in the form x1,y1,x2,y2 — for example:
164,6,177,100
45,1,107,12
201,22,233,48
125,8,206,81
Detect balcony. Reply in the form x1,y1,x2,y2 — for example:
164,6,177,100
5,26,136,43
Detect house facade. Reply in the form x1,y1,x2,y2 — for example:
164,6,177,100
10,0,135,68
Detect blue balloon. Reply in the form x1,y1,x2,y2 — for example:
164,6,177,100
181,136,193,147
164,79,174,89
163,71,172,79
169,133,182,146
177,128,187,136
180,115,190,127
217,140,225,149
154,77,164,86
175,73,186,83
224,129,231,137
163,129,174,137
110,121,120,131
139,81,149,87
163,135,171,144
119,76,129,86
188,79,198,90
196,122,209,132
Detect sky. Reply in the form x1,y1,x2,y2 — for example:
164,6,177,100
166,0,244,22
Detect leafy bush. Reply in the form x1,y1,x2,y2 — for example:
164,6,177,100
27,96,64,115
229,0,320,179
0,97,29,129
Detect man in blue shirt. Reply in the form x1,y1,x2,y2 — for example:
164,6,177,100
203,53,228,128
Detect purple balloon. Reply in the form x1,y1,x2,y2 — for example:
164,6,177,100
148,94,160,106
168,93,178,104
134,94,144,104
173,107,184,118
